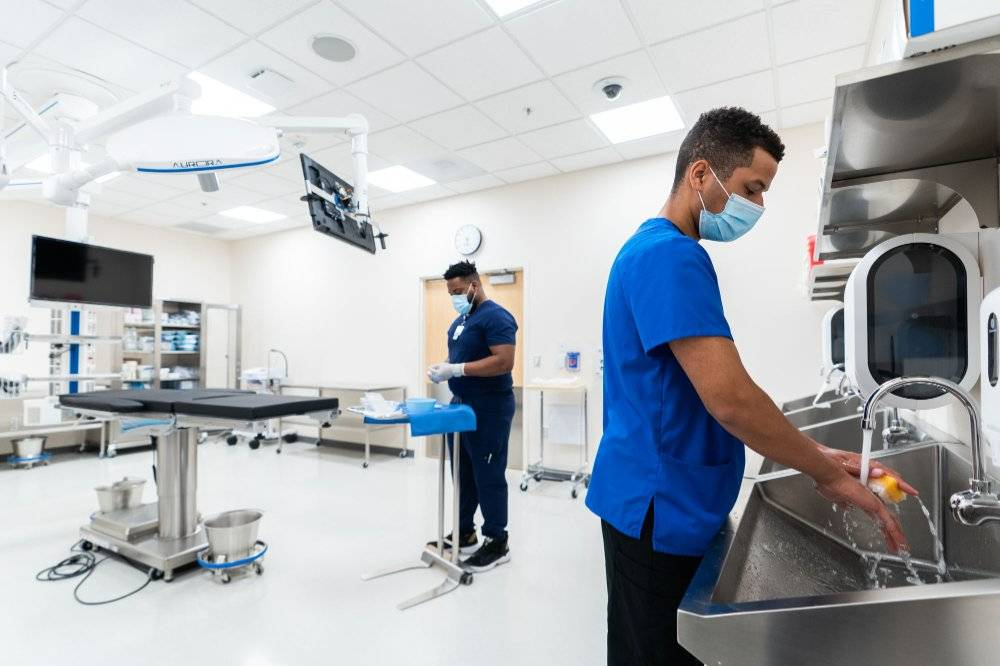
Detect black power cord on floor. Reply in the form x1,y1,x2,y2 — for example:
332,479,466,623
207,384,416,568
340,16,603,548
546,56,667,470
36,541,156,605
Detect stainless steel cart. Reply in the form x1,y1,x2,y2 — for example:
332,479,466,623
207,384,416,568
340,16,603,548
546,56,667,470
520,383,590,499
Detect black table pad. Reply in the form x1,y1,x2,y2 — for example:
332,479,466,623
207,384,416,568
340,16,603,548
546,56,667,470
60,389,338,420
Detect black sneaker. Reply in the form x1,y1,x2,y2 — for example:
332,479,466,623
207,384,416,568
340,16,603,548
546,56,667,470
425,530,479,555
461,535,510,572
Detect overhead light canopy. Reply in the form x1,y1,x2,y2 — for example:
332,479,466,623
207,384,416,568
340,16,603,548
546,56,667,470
219,205,286,224
368,165,436,193
187,71,276,118
590,95,685,144
483,0,546,18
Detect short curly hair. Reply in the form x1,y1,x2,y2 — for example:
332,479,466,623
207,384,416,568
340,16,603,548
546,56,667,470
444,260,479,281
671,107,784,192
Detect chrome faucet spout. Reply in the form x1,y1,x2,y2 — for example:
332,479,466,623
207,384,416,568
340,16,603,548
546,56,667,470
860,376,998,526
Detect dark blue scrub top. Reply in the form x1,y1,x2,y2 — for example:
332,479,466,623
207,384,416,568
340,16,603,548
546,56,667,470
585,218,744,557
447,299,517,397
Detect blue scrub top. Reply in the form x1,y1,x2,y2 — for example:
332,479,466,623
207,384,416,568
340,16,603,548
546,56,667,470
447,299,517,397
586,218,744,557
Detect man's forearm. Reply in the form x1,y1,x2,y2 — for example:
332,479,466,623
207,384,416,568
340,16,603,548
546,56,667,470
463,355,511,377
716,384,841,485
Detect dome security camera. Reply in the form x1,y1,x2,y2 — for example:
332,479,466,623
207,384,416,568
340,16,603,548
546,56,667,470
594,77,627,102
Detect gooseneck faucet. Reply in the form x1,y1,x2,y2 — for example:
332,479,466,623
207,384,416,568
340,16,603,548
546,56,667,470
861,376,1000,526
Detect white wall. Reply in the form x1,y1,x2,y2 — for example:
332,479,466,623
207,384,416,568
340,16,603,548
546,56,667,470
0,200,232,382
231,122,834,450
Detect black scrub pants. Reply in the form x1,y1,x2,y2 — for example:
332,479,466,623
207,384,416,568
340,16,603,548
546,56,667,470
448,391,515,539
602,507,703,666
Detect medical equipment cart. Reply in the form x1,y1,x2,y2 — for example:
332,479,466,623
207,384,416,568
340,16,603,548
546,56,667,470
361,405,477,610
520,383,590,498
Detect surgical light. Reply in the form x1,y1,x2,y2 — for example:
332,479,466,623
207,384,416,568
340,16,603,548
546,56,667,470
589,95,685,144
219,205,286,224
95,171,121,184
367,165,436,193
186,71,276,118
484,0,546,17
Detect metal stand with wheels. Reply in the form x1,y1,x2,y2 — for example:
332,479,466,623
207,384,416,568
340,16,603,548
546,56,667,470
520,384,591,499
361,406,476,610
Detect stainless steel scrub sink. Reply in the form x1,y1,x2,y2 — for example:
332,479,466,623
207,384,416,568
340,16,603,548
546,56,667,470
679,441,1000,665
782,395,861,429
781,390,843,413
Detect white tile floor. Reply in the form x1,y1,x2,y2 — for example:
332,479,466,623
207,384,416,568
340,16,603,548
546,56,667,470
0,441,606,665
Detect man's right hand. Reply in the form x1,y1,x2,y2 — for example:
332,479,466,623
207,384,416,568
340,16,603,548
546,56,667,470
815,471,909,554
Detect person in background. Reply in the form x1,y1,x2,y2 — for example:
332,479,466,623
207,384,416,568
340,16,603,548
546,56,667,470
427,261,518,572
586,107,918,665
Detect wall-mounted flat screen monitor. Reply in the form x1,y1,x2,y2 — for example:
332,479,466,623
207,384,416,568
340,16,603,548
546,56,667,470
30,235,154,308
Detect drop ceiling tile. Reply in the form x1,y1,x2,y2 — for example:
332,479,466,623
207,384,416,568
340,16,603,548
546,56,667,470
650,13,770,93
229,170,303,196
0,0,63,48
518,119,608,160
169,182,272,212
289,89,399,132
87,201,132,218
456,137,541,171
614,130,685,160
278,131,343,158
407,184,457,203
505,0,641,75
777,45,865,107
103,174,188,201
117,207,185,227
189,0,316,35
302,143,391,183
0,40,19,64
476,81,580,134
265,156,310,183
90,187,155,210
42,0,79,9
77,0,245,68
447,174,506,194
259,2,405,86
137,201,206,222
780,97,832,129
674,71,776,124
368,125,447,164
771,0,877,65
551,147,622,172
336,0,494,56
174,221,229,235
33,18,187,92
253,195,311,217
409,106,507,151
554,51,666,115
624,0,764,44
197,40,333,109
495,161,559,184
350,62,464,122
417,27,544,100
191,213,258,231
406,154,486,183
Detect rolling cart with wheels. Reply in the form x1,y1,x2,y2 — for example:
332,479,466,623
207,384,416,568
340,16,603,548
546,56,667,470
361,405,477,610
520,383,591,499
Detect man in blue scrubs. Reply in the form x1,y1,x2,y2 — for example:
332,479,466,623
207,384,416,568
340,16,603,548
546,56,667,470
587,107,915,665
427,261,517,572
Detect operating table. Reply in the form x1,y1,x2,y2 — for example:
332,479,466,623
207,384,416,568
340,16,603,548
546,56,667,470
60,389,340,580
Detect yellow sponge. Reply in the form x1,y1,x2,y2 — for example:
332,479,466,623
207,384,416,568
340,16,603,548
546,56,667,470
868,475,906,504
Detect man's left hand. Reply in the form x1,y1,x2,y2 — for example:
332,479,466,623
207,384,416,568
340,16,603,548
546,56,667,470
427,363,465,383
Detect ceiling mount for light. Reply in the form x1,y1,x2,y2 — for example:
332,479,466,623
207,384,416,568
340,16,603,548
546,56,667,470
311,34,357,63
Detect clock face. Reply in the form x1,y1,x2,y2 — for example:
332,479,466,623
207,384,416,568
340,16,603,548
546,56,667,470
455,224,483,256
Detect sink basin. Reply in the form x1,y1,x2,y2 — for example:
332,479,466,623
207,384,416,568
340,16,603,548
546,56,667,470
679,442,1000,665
758,410,888,475
781,390,844,413
783,396,861,429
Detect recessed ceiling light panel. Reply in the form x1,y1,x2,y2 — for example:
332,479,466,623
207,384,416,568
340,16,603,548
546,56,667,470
368,165,436,193
590,95,685,144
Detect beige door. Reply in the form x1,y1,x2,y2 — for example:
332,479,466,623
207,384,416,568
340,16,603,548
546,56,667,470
423,270,525,467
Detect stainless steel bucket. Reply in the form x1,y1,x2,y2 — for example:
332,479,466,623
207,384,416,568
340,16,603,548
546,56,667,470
11,436,46,459
204,509,263,561
95,477,146,513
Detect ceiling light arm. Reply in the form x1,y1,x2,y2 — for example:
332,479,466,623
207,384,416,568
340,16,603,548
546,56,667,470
44,156,126,207
0,66,55,144
74,79,198,145
260,113,371,218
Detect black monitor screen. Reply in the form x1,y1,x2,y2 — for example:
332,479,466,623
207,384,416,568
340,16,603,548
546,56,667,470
30,236,154,308
831,308,845,366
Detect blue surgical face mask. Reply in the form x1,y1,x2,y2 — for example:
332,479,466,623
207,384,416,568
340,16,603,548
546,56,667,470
697,166,765,242
452,286,474,316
